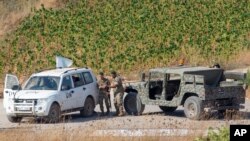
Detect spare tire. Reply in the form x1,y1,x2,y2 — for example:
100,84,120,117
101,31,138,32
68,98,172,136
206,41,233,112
124,92,145,115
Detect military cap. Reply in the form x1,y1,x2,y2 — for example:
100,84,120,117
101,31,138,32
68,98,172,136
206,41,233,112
110,70,116,75
99,72,104,75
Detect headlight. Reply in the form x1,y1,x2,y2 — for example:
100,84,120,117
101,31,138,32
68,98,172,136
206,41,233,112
36,99,47,105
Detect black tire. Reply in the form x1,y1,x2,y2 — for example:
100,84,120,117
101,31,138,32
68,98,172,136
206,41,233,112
184,96,204,120
46,103,61,123
80,97,95,117
7,116,22,123
124,92,145,115
159,106,177,113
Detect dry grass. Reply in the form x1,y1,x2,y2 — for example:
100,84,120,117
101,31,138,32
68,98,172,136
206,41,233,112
0,0,66,37
0,128,197,141
246,89,250,99
226,50,250,70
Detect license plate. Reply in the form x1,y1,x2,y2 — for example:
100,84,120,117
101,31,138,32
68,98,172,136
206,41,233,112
17,107,31,111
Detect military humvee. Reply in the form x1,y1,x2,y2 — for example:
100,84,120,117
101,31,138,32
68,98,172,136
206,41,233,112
124,66,247,120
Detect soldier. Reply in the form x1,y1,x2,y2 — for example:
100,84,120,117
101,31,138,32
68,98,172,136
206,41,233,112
98,72,110,116
109,70,125,116
212,63,221,68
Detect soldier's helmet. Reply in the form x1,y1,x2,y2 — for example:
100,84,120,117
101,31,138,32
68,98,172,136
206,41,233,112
110,70,117,75
99,71,104,76
212,63,220,68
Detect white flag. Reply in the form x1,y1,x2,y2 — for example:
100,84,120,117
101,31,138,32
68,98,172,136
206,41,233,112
56,56,73,68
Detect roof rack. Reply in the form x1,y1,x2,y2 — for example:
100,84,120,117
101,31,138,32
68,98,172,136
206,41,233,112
63,68,78,74
62,67,89,74
36,67,56,73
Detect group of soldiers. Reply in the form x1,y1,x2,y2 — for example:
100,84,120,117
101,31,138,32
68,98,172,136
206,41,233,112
98,71,125,116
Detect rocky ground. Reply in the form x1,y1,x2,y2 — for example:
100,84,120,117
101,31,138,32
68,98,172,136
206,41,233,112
0,98,250,139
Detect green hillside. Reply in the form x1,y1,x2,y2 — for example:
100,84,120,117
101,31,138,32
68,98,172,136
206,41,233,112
0,0,249,78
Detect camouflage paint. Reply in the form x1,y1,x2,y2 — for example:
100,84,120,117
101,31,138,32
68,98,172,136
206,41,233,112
125,66,246,111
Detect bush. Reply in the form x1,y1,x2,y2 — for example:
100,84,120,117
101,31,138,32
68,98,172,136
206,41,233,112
195,127,229,141
245,71,250,86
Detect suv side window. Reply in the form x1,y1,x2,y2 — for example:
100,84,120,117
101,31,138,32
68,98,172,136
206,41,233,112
61,76,73,91
82,72,93,84
72,73,85,87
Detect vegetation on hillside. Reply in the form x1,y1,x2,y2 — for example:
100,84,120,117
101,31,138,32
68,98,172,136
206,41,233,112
195,127,229,141
0,0,249,78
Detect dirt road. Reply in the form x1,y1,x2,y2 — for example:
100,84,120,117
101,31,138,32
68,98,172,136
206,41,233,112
1,98,250,137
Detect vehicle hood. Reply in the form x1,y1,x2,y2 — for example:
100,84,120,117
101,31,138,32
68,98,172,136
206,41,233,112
14,90,57,99
125,81,147,89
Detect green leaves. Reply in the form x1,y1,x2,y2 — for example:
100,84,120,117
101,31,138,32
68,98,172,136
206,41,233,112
0,0,249,77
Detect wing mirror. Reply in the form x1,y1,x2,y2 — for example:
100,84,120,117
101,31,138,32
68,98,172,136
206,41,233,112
61,85,71,91
12,85,21,90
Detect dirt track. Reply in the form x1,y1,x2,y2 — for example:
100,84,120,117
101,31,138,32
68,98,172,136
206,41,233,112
1,98,250,137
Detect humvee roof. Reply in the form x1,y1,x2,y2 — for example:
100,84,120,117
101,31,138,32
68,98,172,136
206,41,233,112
150,66,223,75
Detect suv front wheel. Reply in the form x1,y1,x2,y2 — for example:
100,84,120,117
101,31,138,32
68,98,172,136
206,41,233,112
46,103,61,123
7,116,22,123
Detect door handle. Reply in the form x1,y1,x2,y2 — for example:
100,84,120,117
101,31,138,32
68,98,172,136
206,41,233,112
83,87,86,90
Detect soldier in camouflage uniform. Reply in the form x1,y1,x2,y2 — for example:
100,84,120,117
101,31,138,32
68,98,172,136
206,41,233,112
98,72,110,116
110,71,125,116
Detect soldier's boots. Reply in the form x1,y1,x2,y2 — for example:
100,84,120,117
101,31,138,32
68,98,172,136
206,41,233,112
106,109,110,115
113,111,119,116
118,107,125,116
100,111,105,116
118,112,125,117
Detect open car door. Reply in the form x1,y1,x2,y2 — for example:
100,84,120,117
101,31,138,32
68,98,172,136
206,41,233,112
3,74,20,108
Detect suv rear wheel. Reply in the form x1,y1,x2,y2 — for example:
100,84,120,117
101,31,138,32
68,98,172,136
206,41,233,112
80,97,95,117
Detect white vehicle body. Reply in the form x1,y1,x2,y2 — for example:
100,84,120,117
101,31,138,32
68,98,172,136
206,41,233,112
3,67,99,122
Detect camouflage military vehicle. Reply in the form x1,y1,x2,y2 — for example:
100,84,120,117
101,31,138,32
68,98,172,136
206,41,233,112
124,66,247,120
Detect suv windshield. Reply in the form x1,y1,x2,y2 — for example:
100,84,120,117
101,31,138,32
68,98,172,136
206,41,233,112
24,76,60,90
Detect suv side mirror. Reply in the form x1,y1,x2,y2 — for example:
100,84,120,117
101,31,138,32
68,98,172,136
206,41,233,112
61,85,71,91
12,85,21,90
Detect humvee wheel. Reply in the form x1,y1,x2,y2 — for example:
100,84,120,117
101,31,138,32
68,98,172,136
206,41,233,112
159,106,177,113
184,96,203,120
124,92,145,115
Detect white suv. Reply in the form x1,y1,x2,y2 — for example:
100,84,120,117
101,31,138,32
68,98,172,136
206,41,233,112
3,67,99,123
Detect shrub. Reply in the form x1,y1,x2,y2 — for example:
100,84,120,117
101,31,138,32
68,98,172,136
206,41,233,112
195,127,229,141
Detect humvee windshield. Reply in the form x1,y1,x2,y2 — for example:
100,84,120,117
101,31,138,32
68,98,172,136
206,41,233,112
149,72,180,80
